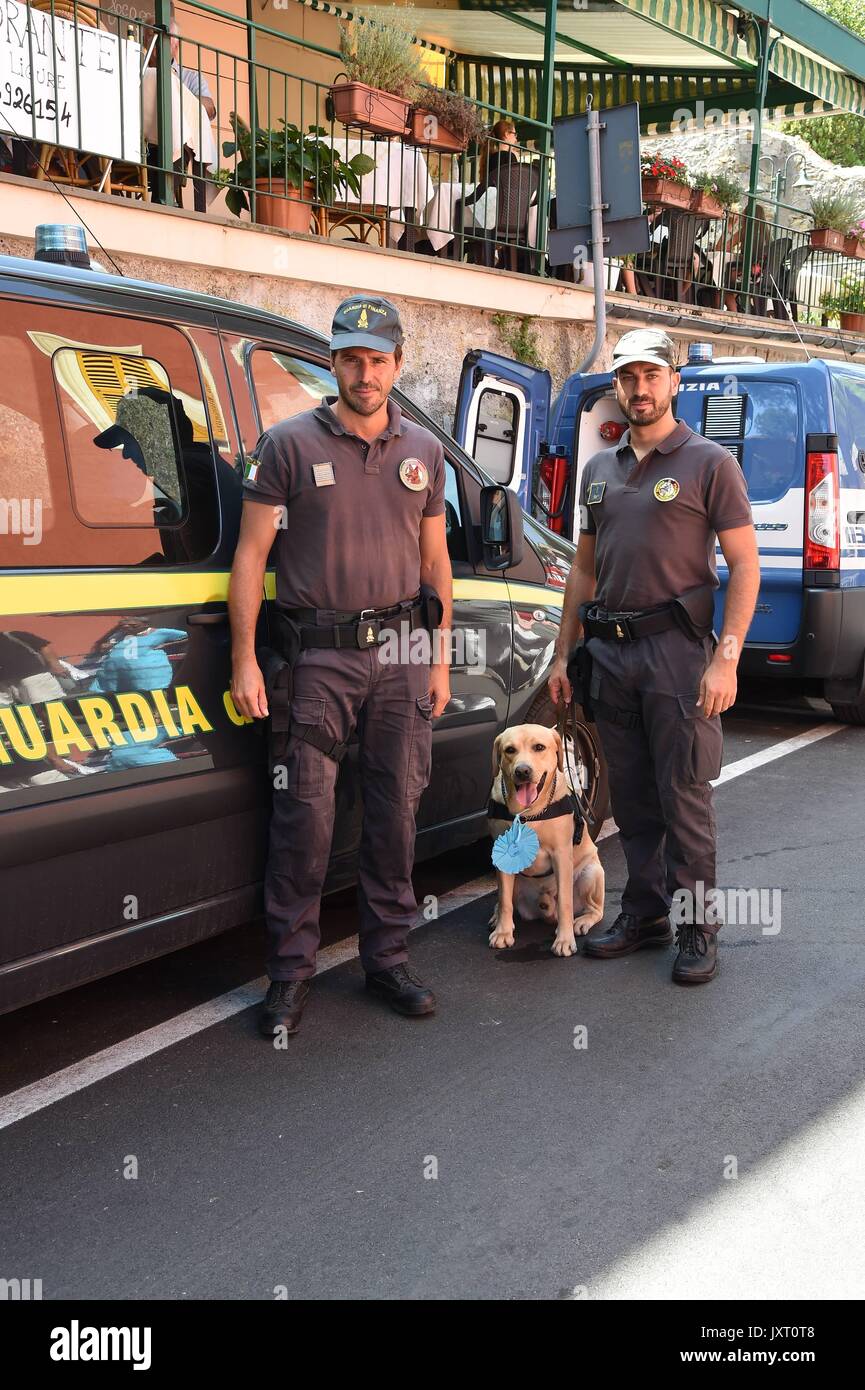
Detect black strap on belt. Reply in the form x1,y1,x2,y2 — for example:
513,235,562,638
280,597,425,650
488,792,584,842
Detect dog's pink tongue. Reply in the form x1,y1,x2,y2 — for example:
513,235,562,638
515,783,536,809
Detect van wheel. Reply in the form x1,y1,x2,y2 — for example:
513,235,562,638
830,698,865,725
524,691,611,842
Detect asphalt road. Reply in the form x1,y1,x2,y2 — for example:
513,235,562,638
1,697,864,1301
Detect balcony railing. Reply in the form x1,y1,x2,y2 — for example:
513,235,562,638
1,2,863,333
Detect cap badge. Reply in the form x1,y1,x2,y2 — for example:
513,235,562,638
399,458,428,491
356,307,369,330
654,477,680,502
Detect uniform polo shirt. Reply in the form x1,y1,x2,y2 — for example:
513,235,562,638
242,396,445,611
578,418,753,612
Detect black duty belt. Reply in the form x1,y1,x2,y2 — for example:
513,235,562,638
280,596,424,650
583,604,680,642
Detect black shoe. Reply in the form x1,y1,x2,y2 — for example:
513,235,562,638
582,910,673,958
672,925,719,984
259,980,311,1037
365,963,436,1016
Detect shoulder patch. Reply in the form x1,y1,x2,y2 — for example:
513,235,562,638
243,455,260,483
587,480,606,504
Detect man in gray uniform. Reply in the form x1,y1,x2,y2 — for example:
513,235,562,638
548,329,759,983
229,296,452,1035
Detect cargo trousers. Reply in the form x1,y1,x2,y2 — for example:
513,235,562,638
263,638,433,980
587,626,724,932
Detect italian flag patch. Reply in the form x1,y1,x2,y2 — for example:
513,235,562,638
243,455,260,484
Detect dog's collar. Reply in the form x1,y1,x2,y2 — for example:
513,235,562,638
487,791,583,841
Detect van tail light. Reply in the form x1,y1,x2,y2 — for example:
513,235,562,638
804,435,840,574
535,448,570,534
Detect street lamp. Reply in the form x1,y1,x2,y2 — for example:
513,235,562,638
759,152,814,226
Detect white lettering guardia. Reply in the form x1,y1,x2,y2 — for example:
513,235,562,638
49,1320,152,1371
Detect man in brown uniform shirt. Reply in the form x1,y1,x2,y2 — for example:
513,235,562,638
549,329,759,983
229,297,452,1036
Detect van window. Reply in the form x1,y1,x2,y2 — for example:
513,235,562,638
473,388,517,484
830,373,865,480
444,461,468,564
55,350,188,528
249,349,335,432
0,299,220,567
742,382,800,503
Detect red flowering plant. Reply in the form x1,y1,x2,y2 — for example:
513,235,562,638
640,151,690,186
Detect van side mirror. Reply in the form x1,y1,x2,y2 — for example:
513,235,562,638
480,485,525,570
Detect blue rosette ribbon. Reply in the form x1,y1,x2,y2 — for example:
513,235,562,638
491,815,540,874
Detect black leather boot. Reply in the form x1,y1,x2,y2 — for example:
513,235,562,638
259,980,311,1037
365,963,436,1016
582,911,673,958
672,925,719,983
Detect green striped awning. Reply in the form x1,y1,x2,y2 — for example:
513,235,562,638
769,39,865,118
613,0,745,67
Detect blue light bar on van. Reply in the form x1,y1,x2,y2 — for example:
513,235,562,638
688,342,714,363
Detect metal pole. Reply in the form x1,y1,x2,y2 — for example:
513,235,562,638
154,0,174,206
534,0,558,277
576,96,606,376
742,4,776,311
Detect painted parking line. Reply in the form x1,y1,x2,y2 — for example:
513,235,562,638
0,722,847,1132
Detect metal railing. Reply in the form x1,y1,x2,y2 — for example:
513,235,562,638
2,2,863,327
553,202,865,327
0,1,551,269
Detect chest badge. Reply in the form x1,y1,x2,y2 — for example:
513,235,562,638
312,461,335,487
399,458,428,491
654,477,680,502
587,480,606,504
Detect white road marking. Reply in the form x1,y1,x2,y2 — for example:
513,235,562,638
0,722,848,1132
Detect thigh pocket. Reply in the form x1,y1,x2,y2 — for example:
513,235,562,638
405,692,434,799
290,695,327,797
676,695,723,783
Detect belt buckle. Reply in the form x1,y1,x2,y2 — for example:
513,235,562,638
357,610,380,648
612,615,633,641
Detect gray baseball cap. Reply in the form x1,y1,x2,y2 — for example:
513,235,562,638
612,328,678,372
330,295,404,353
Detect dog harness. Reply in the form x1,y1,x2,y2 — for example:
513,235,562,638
487,791,584,878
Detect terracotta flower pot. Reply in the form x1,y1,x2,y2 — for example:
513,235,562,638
405,108,467,153
641,176,691,209
810,227,846,251
689,188,724,218
842,234,865,259
253,179,315,233
329,80,410,136
840,311,865,332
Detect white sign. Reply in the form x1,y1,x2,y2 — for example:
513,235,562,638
0,1,142,162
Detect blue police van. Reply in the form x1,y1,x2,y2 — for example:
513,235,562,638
455,345,865,724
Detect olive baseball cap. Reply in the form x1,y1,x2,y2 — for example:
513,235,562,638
612,328,678,372
330,295,404,353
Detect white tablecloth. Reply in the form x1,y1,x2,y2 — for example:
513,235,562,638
424,180,539,254
322,135,433,244
142,68,216,167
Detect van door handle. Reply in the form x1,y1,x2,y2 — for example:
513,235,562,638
187,607,229,625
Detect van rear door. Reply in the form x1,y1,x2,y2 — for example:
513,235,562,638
454,351,550,512
675,375,805,644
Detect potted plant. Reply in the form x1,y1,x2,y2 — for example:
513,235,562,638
842,221,865,259
810,189,861,251
820,275,865,333
689,169,741,218
640,151,691,209
219,114,374,232
405,87,487,153
329,5,425,137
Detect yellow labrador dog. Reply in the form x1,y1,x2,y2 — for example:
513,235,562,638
488,724,605,957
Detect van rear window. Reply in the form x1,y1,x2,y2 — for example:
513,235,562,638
678,380,800,503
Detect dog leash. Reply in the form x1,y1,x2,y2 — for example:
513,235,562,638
555,695,599,828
